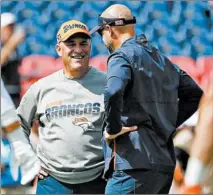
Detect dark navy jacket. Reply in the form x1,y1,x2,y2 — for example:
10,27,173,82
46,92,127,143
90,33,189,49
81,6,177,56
102,34,203,178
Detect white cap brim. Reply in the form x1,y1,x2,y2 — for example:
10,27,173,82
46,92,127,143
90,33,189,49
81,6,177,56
1,12,16,28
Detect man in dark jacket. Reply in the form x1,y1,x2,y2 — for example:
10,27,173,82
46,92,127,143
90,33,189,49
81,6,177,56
90,4,203,194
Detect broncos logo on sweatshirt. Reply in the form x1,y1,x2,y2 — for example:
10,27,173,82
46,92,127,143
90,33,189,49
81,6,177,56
72,117,98,132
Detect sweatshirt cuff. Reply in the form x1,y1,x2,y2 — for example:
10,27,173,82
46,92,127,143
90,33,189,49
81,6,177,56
105,124,122,135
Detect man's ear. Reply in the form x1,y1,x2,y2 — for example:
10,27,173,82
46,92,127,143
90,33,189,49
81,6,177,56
108,25,116,39
106,25,113,37
56,43,62,57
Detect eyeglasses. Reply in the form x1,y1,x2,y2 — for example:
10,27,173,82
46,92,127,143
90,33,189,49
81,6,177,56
97,21,114,36
90,15,136,36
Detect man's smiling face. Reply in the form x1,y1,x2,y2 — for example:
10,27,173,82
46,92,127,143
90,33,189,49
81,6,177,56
57,33,91,72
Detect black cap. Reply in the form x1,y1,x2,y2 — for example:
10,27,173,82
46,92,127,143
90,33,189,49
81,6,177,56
90,15,136,36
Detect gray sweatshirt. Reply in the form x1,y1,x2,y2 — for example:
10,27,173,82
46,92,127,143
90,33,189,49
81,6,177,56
17,67,107,184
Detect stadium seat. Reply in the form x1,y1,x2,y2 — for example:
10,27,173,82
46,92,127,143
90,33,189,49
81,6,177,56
45,3,59,12
181,43,193,56
33,1,49,9
19,55,57,78
152,20,170,37
3,1,14,6
21,8,35,20
158,37,181,55
20,1,46,9
169,2,186,27
1,1,14,11
191,35,212,56
205,28,213,43
184,3,199,20
191,36,213,58
166,46,182,56
197,56,213,71
63,1,83,8
196,56,213,92
55,57,64,70
148,2,168,19
198,47,213,57
19,55,58,96
175,27,187,44
34,14,50,26
144,25,155,42
29,43,47,55
20,78,40,97
81,3,99,20
1,1,212,59
166,30,180,45
10,2,26,15
22,19,37,34
52,8,70,20
137,9,149,27
42,30,56,43
17,42,31,57
196,56,213,76
91,35,108,57
89,55,108,72
168,56,200,82
89,1,111,12
126,1,144,11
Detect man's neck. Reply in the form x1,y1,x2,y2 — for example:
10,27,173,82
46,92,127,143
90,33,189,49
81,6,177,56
63,66,91,79
114,33,135,51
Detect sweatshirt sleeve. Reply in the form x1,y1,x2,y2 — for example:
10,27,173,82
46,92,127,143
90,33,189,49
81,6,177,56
176,70,203,127
104,54,132,135
16,84,38,139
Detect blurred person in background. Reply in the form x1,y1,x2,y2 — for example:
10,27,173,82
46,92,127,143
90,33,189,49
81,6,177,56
180,72,213,194
1,132,38,194
208,1,213,8
16,20,110,194
170,72,213,194
90,4,203,194
170,113,197,194
1,131,24,194
1,12,25,107
1,79,41,194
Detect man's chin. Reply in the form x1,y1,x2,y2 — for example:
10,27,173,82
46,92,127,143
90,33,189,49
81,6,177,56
106,45,114,54
69,63,86,71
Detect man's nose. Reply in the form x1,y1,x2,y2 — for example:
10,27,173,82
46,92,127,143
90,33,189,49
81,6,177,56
73,44,83,52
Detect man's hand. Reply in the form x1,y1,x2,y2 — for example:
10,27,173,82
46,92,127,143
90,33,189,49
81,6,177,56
10,25,26,46
104,125,137,140
1,163,6,172
38,169,49,180
20,153,41,185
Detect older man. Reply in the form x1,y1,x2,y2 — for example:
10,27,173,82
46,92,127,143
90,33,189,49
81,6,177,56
17,20,107,194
